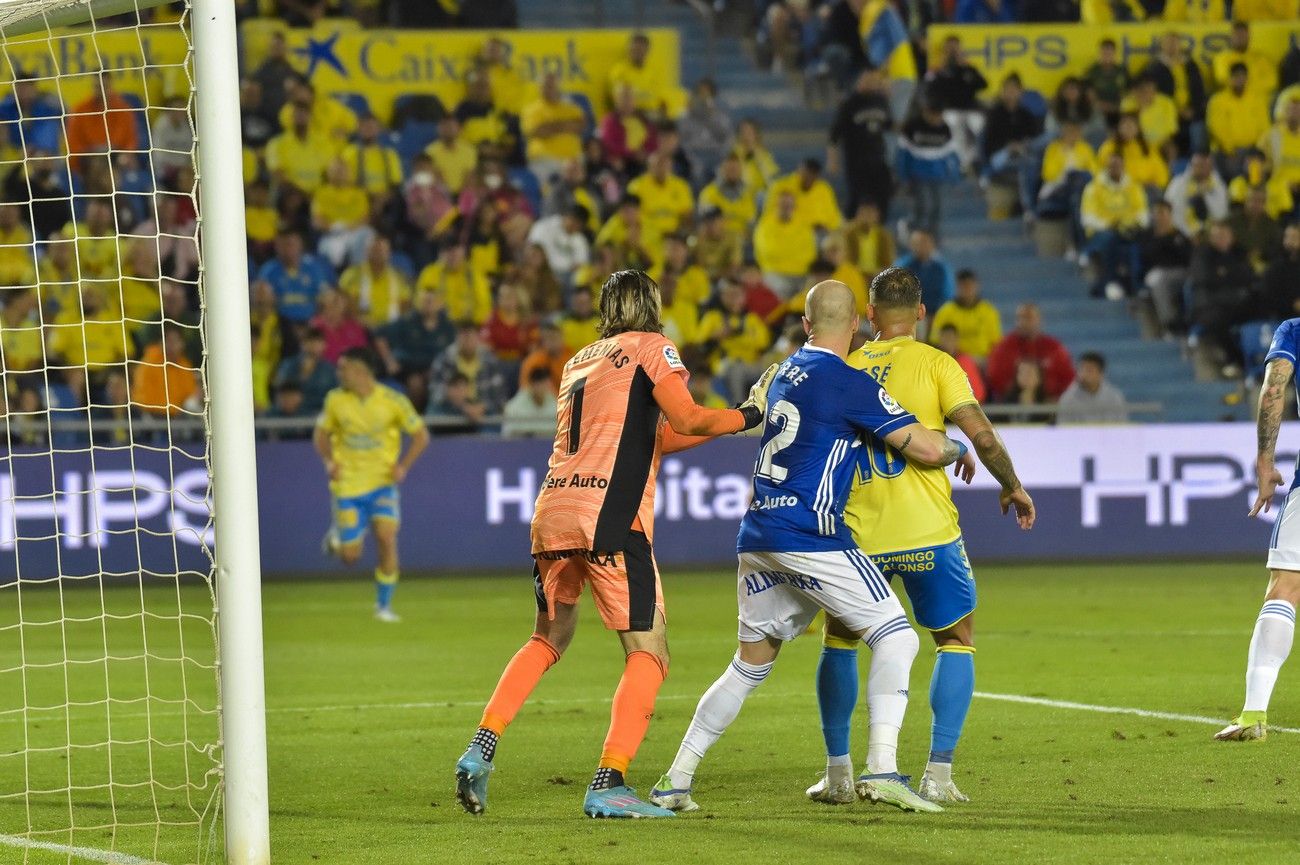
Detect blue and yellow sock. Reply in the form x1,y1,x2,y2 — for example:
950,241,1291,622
816,632,860,761
928,646,975,771
375,569,398,610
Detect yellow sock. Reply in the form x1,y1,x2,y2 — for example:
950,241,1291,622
822,626,859,651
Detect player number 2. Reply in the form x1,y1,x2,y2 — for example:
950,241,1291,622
754,399,800,483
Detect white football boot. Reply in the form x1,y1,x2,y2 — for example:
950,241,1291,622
806,771,857,805
919,771,970,803
1214,714,1267,741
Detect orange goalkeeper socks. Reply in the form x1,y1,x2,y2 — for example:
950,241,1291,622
597,650,667,774
479,635,561,736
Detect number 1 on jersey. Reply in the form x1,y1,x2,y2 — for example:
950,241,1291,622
564,376,588,454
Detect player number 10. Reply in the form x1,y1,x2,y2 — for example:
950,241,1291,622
856,436,906,482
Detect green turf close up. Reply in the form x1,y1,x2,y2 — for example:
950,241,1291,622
3,562,1298,864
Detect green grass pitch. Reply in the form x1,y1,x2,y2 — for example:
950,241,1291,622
3,561,1300,864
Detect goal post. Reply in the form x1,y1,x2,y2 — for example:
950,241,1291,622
0,0,270,862
192,0,271,863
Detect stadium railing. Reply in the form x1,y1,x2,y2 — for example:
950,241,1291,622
4,400,1169,447
981,402,1165,422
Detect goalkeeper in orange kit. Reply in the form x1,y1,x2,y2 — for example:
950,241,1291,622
454,270,763,819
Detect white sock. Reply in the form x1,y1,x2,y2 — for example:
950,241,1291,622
668,653,772,789
924,760,953,785
867,725,899,775
826,752,853,785
1243,599,1296,713
864,620,919,775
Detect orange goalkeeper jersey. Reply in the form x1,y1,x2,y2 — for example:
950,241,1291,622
530,331,690,554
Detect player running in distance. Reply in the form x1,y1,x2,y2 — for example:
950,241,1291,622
1216,318,1300,741
315,346,429,622
806,266,1035,807
455,270,764,819
649,280,971,815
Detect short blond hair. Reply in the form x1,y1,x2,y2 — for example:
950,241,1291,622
598,269,663,338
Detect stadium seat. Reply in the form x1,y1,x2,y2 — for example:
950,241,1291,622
983,183,1017,220
394,122,438,173
333,92,372,122
1240,320,1281,381
567,91,596,138
391,93,447,127
379,127,403,153
390,250,415,280
508,166,542,215
120,91,151,149
44,382,82,449
1020,89,1048,121
1032,218,1070,259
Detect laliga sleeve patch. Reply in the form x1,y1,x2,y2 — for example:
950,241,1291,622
663,344,685,369
878,388,906,416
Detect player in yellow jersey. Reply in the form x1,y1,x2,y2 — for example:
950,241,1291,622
315,347,430,622
805,267,1036,806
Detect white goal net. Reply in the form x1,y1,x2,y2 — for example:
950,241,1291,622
0,2,263,863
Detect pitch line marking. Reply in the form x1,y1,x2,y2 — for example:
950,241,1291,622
5,690,1297,735
972,691,1300,734
0,833,163,864
269,690,1300,735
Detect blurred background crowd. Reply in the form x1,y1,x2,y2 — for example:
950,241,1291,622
1,0,1298,443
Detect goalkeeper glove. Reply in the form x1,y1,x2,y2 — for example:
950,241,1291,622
743,363,780,412
735,363,780,433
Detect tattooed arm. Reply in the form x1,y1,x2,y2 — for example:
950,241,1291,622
948,403,1020,491
948,402,1036,530
1250,358,1292,517
881,422,966,468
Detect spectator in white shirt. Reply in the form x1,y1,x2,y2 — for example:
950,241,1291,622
1057,352,1129,424
526,203,591,287
149,95,194,182
1165,152,1228,239
502,366,559,438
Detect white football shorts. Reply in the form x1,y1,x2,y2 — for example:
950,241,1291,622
1267,486,1300,571
736,548,909,643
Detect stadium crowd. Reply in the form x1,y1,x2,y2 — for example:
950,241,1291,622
767,1,1300,385
5,2,1296,442
977,19,1300,381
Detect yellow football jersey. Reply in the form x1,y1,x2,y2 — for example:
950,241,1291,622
316,385,424,499
845,335,977,554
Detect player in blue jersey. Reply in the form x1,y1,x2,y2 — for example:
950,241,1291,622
1216,317,1300,741
807,266,1035,806
649,280,972,814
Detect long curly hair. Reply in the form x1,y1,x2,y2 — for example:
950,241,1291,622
598,269,664,338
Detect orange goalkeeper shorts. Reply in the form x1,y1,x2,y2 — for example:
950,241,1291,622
533,531,664,632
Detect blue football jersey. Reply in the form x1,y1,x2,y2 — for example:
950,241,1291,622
1265,318,1300,370
737,345,918,554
